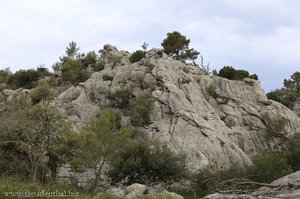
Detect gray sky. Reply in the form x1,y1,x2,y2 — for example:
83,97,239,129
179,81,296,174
1,0,300,92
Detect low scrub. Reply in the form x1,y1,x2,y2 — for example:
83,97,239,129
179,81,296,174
106,87,131,109
130,91,154,126
129,50,146,63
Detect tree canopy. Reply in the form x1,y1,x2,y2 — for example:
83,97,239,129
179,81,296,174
161,31,199,63
267,71,300,110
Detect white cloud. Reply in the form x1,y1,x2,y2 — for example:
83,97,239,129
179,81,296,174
0,0,300,91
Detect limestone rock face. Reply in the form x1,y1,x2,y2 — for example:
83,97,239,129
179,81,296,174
54,44,300,171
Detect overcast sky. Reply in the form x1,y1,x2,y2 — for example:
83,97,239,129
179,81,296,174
1,0,300,92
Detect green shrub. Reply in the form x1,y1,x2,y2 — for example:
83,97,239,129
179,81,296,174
103,74,114,81
249,74,258,80
285,134,300,171
129,50,146,63
106,87,131,109
0,69,11,84
218,66,236,80
206,83,217,98
61,59,90,84
30,82,55,104
248,151,292,183
82,51,98,68
7,69,40,89
182,67,190,74
36,67,51,77
130,91,154,126
194,167,247,197
181,77,191,84
93,61,105,71
0,175,93,199
218,66,259,81
108,140,186,186
234,70,249,80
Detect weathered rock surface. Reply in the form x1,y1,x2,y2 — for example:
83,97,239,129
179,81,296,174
54,44,300,171
204,170,300,199
105,183,183,199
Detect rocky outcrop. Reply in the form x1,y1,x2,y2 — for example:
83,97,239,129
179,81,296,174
103,183,183,199
204,171,300,199
54,44,300,171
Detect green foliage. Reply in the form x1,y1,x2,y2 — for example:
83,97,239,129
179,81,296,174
182,67,190,74
267,89,295,109
0,68,11,84
100,192,120,199
285,134,300,171
206,83,218,98
103,74,114,81
65,41,79,60
161,31,199,62
249,74,258,80
0,96,70,182
7,69,40,89
261,112,287,138
194,167,247,197
30,82,55,104
284,71,300,94
218,66,258,81
61,59,90,84
106,87,131,109
234,70,249,81
108,139,186,186
36,66,51,77
93,61,105,71
0,175,95,199
267,71,300,110
69,109,132,192
180,77,191,84
217,66,236,80
193,151,292,197
129,50,146,63
248,151,292,183
82,51,98,68
130,91,154,126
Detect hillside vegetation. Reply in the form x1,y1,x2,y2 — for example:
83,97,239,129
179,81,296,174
1,31,300,198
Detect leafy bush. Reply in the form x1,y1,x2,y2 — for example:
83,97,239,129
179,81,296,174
36,67,51,77
194,167,247,197
130,91,154,126
103,74,114,81
106,87,131,109
206,83,217,98
61,59,90,84
218,66,258,81
82,51,98,68
7,69,40,89
0,69,11,84
285,134,300,171
108,140,186,186
234,70,249,81
30,82,55,104
181,77,191,84
248,151,292,183
93,61,105,71
182,67,190,74
129,50,146,63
